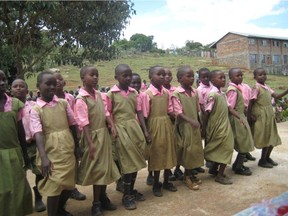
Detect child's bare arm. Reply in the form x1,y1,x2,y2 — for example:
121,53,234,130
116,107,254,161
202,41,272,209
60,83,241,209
70,125,80,160
201,111,209,139
34,132,52,177
82,125,95,160
137,110,152,143
17,120,30,169
106,116,118,139
272,89,288,100
177,113,200,128
247,99,256,124
228,107,244,125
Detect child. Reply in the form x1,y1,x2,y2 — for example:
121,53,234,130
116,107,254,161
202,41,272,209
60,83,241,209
52,71,87,201
202,70,234,185
143,66,177,197
163,68,184,181
226,68,254,176
248,68,288,168
30,71,78,216
74,66,120,216
0,70,33,216
11,79,46,212
106,64,149,210
171,66,204,190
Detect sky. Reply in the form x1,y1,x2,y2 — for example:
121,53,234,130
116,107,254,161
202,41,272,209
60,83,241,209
122,0,288,49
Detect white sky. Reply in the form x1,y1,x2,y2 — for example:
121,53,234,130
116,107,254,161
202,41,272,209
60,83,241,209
122,0,288,49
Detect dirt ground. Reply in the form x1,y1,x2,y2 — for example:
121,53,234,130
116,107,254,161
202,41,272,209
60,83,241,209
28,121,288,216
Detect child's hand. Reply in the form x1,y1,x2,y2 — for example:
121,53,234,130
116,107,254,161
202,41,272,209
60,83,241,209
238,118,245,126
89,145,96,160
144,131,152,144
41,156,53,177
74,146,82,161
189,119,200,128
110,126,118,139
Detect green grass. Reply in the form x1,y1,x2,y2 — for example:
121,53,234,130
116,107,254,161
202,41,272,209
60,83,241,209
25,53,288,95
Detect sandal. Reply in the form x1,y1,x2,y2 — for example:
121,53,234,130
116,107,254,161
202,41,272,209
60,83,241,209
215,175,233,185
184,176,199,190
163,182,177,192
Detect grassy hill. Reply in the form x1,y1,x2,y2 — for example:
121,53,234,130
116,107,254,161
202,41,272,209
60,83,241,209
25,53,288,95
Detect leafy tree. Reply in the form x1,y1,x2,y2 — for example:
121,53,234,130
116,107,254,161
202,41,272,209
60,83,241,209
185,40,203,51
0,1,135,80
130,33,156,52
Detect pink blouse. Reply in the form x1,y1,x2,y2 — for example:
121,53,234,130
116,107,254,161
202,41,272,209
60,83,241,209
197,82,213,105
30,95,76,137
65,92,75,110
164,85,177,94
2,94,23,121
251,82,274,101
22,100,36,142
205,86,227,112
226,82,243,109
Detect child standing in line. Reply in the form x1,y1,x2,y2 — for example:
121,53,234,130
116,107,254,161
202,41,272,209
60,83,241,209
226,68,254,176
30,71,79,216
0,70,33,216
52,71,87,201
163,68,184,181
143,66,177,197
171,66,204,190
106,64,149,210
248,68,288,168
202,70,234,185
11,79,46,212
74,66,120,216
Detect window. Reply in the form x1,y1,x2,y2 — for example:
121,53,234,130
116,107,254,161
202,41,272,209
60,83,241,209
249,54,257,63
284,42,288,48
261,40,267,46
260,54,266,64
273,55,280,64
249,38,256,45
273,41,280,47
284,55,288,64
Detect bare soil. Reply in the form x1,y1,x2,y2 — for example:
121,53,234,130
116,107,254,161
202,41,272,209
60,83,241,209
28,121,288,216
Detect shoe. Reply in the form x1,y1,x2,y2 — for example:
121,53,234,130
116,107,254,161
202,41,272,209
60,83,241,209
195,167,205,173
122,195,137,210
152,182,163,197
190,175,202,185
174,168,184,180
163,182,177,192
234,166,252,176
100,194,117,211
205,160,213,168
246,153,256,161
70,188,86,200
258,159,273,168
91,201,103,216
132,189,145,201
33,186,46,212
208,167,218,176
146,174,154,186
184,176,199,190
191,169,198,175
116,179,124,193
267,158,278,166
57,207,73,216
215,175,233,185
243,158,248,162
167,170,177,181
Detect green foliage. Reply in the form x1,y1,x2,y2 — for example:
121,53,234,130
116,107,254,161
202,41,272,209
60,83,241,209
129,33,156,52
283,108,288,118
185,40,203,50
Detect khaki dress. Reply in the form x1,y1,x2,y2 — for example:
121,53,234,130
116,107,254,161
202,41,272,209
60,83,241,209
106,90,146,174
173,90,204,169
204,92,234,164
146,90,177,171
226,86,254,153
34,100,76,196
0,98,33,216
76,93,120,185
251,86,281,148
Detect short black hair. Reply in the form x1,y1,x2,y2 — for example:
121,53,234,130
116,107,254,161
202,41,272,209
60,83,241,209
37,71,53,87
12,78,28,89
228,67,240,79
148,65,163,78
115,64,131,76
80,66,98,80
253,67,265,77
198,68,210,77
177,65,192,80
132,72,140,77
209,70,222,80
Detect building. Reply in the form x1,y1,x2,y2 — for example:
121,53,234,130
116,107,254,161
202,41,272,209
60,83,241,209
210,32,288,74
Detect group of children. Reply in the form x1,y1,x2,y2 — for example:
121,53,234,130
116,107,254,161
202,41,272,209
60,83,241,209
0,64,287,216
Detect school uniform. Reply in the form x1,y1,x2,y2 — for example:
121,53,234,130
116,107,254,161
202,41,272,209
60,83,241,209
143,84,177,171
250,83,281,148
0,94,33,215
74,88,120,185
106,85,146,174
30,96,76,196
172,86,204,169
204,86,234,164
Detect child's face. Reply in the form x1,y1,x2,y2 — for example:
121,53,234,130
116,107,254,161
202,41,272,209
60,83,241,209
150,67,165,87
53,73,65,90
130,75,141,91
0,71,7,94
211,71,226,88
230,69,243,85
38,74,56,102
199,71,210,86
116,68,132,88
83,68,99,89
11,80,28,100
254,69,267,85
179,70,194,88
164,69,173,86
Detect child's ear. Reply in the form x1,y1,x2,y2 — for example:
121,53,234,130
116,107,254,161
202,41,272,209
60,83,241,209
114,75,117,80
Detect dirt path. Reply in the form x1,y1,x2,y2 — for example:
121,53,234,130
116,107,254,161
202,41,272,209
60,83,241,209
28,122,288,216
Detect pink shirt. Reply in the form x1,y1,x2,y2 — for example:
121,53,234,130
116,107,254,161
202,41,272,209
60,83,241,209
2,94,23,121
74,88,109,129
197,82,213,105
140,83,147,92
22,100,36,142
251,83,275,103
164,85,177,94
142,84,173,118
30,95,76,137
65,92,75,110
241,83,252,108
205,86,227,112
106,85,141,114
171,86,199,115
137,91,145,112
226,82,243,109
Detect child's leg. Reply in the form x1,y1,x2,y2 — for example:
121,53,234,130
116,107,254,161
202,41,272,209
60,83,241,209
100,185,117,210
92,185,103,215
266,146,278,166
152,171,163,197
174,165,183,180
47,196,60,216
130,172,145,201
183,169,199,190
122,173,136,210
33,174,46,212
258,147,273,168
215,164,232,185
163,169,177,192
233,153,252,176
146,170,154,186
58,190,72,214
208,162,219,175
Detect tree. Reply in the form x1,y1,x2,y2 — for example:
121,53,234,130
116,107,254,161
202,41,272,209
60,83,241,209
129,33,156,52
185,40,203,51
0,1,135,80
